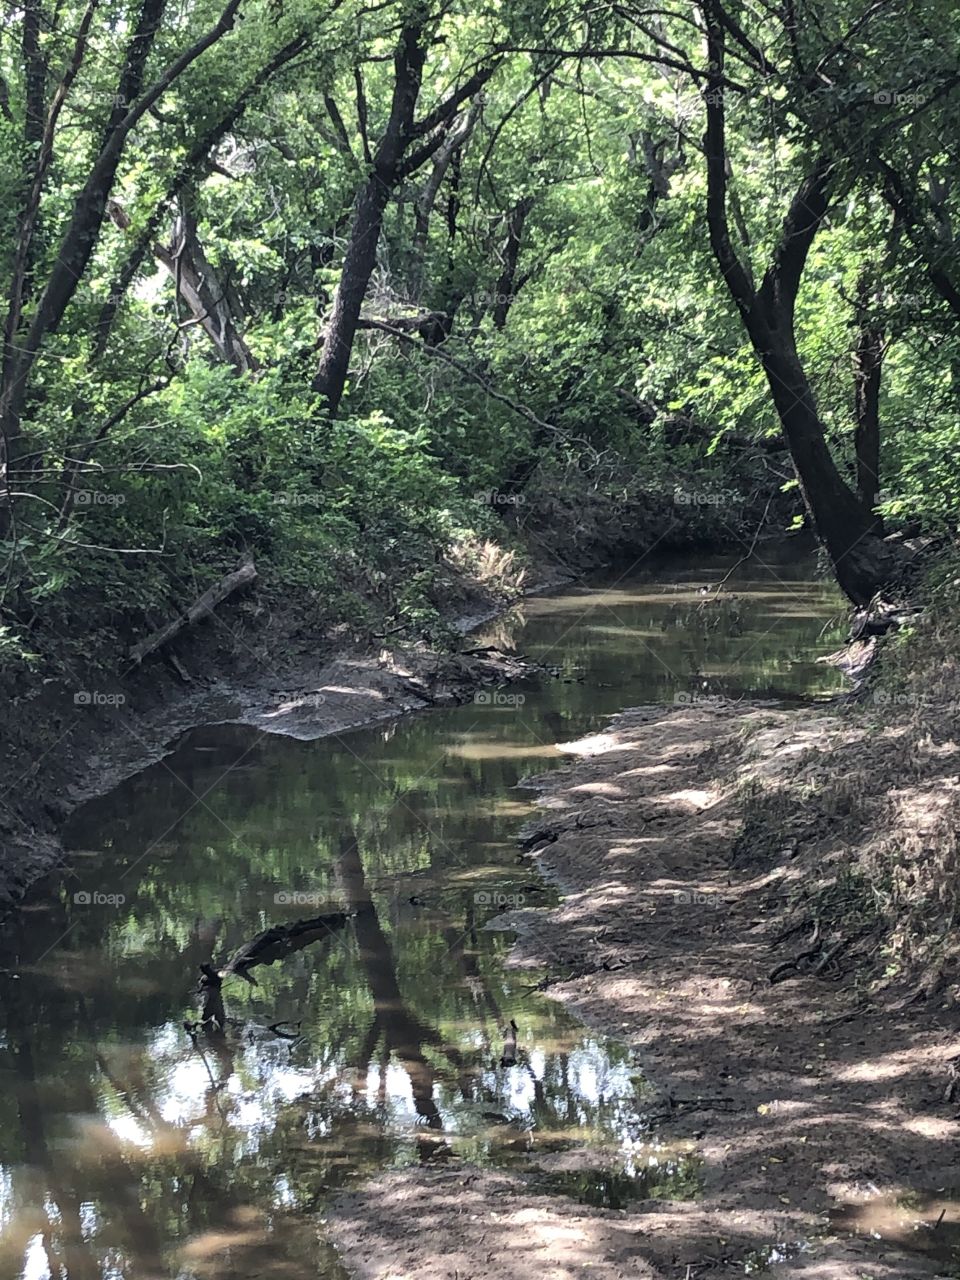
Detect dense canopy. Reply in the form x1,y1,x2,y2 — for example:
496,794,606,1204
1,0,958,658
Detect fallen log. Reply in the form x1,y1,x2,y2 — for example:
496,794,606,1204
221,910,351,984
128,560,257,665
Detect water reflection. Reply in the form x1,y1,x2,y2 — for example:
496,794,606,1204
0,550,845,1279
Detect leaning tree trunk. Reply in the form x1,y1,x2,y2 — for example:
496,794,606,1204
758,336,888,601
312,177,394,415
0,0,243,537
90,31,307,363
312,32,500,416
701,0,890,605
312,23,429,416
852,279,884,532
156,208,258,372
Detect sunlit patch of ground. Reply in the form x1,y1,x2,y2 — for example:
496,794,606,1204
330,703,960,1278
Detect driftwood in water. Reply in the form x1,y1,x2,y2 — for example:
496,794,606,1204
221,910,350,984
198,963,225,1029
500,1018,518,1067
128,560,257,665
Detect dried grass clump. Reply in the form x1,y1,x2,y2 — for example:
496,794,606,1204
733,578,960,987
446,536,527,595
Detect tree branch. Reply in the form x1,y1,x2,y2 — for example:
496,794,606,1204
702,2,757,316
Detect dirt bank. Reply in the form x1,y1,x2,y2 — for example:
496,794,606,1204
0,569,549,912
0,480,778,914
327,701,960,1279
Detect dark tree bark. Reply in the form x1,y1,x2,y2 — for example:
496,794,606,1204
312,33,500,416
852,275,884,530
491,195,534,329
20,0,46,147
0,0,243,534
701,0,890,605
879,158,960,322
312,23,431,415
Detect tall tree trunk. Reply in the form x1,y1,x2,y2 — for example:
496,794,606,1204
313,179,396,415
757,337,886,599
701,0,889,605
312,37,500,416
0,0,242,535
492,195,534,329
312,23,429,416
852,276,884,530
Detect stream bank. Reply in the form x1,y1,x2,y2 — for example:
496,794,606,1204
0,551,563,912
0,483,741,911
0,614,536,911
328,686,960,1278
0,549,859,1280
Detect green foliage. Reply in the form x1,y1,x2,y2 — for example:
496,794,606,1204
2,0,959,669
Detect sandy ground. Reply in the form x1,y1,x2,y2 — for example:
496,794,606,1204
327,704,960,1279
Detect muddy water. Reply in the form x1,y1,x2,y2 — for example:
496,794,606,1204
0,549,847,1280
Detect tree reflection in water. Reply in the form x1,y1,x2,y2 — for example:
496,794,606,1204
0,554,843,1278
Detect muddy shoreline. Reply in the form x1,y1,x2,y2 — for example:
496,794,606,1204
327,702,960,1279
0,567,569,913
0,531,828,914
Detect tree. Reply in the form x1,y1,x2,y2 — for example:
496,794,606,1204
699,2,890,603
0,0,248,536
312,14,503,415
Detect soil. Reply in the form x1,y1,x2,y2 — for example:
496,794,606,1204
8,531,959,1277
0,568,561,912
326,703,960,1279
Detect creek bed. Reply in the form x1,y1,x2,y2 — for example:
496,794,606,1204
0,547,846,1279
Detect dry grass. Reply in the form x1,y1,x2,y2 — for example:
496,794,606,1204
734,575,960,992
446,535,527,595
